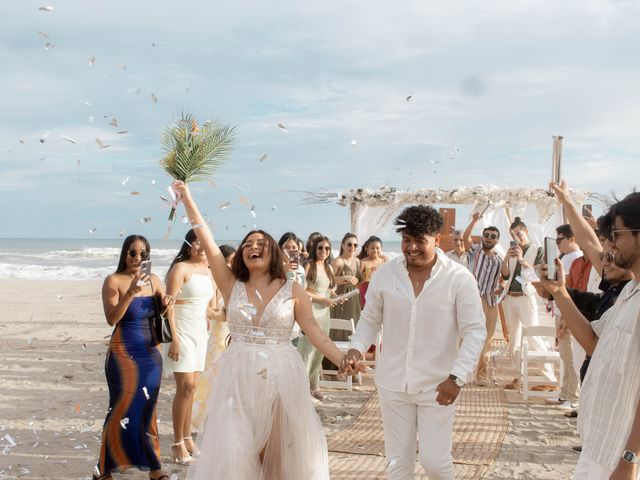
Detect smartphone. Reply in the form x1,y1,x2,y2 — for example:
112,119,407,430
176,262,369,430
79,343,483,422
582,204,593,218
544,237,558,280
510,240,518,248
140,260,152,277
288,251,300,264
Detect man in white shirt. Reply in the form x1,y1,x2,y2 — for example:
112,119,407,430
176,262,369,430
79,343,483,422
538,186,640,480
445,230,469,267
555,223,585,409
347,205,486,480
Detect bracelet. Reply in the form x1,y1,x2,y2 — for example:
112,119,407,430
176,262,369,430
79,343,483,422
126,289,135,297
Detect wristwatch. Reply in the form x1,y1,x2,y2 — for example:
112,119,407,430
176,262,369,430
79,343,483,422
622,450,640,464
448,374,465,388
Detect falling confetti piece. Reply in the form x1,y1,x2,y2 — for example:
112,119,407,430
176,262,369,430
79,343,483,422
117,130,128,134
3,434,16,447
38,5,53,11
74,403,81,413
43,42,55,50
151,93,158,104
95,138,110,149
207,179,216,188
351,140,357,148
57,294,63,300
259,153,268,162
219,201,231,209
19,139,25,144
271,206,276,211
37,31,50,38
254,289,263,304
61,135,77,144
257,368,267,379
239,196,250,206
120,418,129,429
89,228,97,235
119,228,125,237
151,179,156,185
130,191,140,196
250,207,256,218
277,122,288,132
406,95,412,102
121,176,130,186
142,386,150,400
39,131,50,143
181,215,189,224
88,56,95,66
109,117,118,127
139,217,152,223
238,303,257,321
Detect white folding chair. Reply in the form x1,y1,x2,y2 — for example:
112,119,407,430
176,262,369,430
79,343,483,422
520,325,563,400
318,318,359,390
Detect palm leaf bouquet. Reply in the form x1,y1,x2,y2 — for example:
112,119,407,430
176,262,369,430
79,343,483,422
160,112,236,221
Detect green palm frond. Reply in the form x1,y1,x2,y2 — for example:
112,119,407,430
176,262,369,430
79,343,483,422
160,113,236,183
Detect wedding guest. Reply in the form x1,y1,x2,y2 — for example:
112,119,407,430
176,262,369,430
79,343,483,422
462,213,504,386
279,232,306,342
535,189,640,479
445,230,469,266
500,217,557,391
164,230,216,465
174,181,352,479
347,205,486,480
358,236,386,307
93,235,169,480
297,236,337,400
331,233,362,340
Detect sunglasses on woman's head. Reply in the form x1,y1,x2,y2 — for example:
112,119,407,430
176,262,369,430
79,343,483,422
128,249,149,259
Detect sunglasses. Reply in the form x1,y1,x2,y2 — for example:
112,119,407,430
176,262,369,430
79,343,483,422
599,251,615,263
317,246,331,251
483,233,498,240
611,229,640,241
128,249,149,260
555,237,567,245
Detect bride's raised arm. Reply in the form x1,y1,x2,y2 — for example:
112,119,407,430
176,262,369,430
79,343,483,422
172,181,236,299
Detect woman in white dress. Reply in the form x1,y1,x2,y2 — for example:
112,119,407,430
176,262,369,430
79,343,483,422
164,229,216,465
172,181,353,480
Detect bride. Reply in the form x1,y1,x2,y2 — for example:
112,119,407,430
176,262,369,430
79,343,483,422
172,181,353,479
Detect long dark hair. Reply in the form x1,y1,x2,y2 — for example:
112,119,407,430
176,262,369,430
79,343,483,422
232,230,286,283
357,236,383,260
338,233,357,257
167,229,198,277
115,235,150,274
278,232,300,248
306,236,335,288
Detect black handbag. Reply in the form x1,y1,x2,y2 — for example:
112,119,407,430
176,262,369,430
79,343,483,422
152,292,173,344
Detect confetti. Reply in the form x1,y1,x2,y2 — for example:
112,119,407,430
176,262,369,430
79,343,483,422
38,5,54,11
74,403,81,413
250,207,256,218
151,93,158,104
109,117,118,127
130,191,140,196
119,228,125,237
277,122,288,132
151,179,156,185
271,206,276,211
117,130,128,134
254,289,263,304
120,418,129,429
142,386,150,400
259,153,268,162
95,138,110,149
3,434,16,447
37,31,50,38
238,303,257,321
61,135,77,144
88,56,95,66
219,201,231,210
181,215,189,224
207,179,216,188
89,227,97,235
39,131,50,143
257,368,267,379
57,294,63,300
139,217,152,223
238,196,250,206
43,42,55,50
121,176,130,186
351,140,357,148
406,95,413,102
19,139,25,144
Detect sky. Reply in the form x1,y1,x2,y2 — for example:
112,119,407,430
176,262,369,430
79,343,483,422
2,0,639,241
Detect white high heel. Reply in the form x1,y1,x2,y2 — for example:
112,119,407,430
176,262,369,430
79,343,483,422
171,441,194,465
183,436,201,458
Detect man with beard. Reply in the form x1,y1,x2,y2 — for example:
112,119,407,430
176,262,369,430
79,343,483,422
462,212,504,386
538,183,640,480
346,205,486,480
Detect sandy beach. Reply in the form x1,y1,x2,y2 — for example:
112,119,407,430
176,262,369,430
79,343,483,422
0,279,580,479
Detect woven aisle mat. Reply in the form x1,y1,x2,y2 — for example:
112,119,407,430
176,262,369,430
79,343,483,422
328,385,507,479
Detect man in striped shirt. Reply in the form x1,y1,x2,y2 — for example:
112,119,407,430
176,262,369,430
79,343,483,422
463,212,504,386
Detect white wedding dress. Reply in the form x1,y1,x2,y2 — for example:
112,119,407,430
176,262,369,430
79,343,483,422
187,279,330,479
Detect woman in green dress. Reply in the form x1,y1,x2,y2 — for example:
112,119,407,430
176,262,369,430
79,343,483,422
330,233,362,340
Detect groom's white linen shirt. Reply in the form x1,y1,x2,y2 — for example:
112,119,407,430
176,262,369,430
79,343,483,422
350,249,486,394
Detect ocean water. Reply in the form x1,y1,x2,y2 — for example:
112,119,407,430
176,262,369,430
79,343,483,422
0,238,403,280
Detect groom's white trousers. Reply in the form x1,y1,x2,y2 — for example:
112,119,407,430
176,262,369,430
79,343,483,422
378,386,455,480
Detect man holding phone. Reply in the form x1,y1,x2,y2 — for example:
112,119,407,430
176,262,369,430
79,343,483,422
500,217,557,391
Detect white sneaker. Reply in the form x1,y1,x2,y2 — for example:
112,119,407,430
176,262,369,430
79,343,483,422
558,400,579,410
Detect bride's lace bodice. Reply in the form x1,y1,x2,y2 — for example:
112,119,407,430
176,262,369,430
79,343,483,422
226,279,295,345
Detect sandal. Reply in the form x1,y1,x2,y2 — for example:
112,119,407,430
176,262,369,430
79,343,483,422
184,436,201,457
171,440,194,465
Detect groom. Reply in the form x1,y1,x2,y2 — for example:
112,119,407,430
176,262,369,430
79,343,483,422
347,205,486,480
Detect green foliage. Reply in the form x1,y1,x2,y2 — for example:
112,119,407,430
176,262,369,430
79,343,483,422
160,113,236,183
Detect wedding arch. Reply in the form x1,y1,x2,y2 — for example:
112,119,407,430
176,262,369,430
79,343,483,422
305,185,594,251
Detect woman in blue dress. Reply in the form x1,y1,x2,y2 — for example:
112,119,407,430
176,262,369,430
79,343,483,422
92,235,170,480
